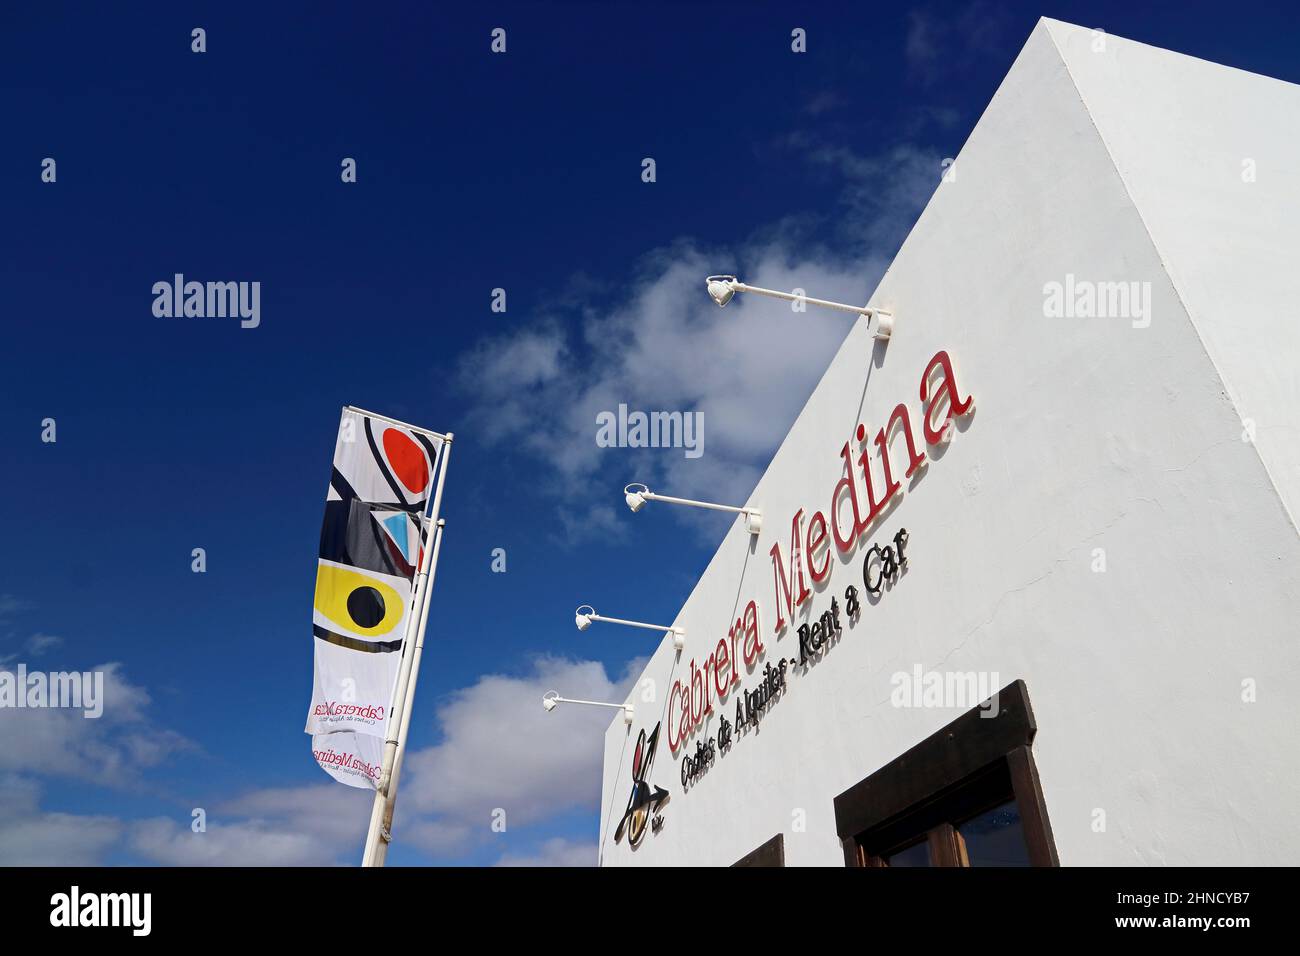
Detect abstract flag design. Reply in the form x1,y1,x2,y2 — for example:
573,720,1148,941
306,409,442,788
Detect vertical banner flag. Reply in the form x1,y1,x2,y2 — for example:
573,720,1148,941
305,409,442,788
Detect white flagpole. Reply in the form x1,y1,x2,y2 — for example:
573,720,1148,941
361,432,453,867
360,520,435,865
370,514,445,867
359,500,433,866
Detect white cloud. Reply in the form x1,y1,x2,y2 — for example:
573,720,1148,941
903,3,1014,85
400,656,643,835
457,321,571,447
905,10,942,79
0,662,192,786
26,633,64,656
400,819,475,857
128,780,376,866
0,632,60,660
495,836,594,867
217,782,373,846
803,90,847,116
0,594,31,618
0,764,368,868
0,596,57,664
129,817,344,867
0,776,123,866
455,142,942,544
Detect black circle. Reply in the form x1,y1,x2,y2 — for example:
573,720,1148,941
347,586,386,628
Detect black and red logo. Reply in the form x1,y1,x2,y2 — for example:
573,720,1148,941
614,722,669,847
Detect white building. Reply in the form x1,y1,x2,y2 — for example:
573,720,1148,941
597,18,1300,867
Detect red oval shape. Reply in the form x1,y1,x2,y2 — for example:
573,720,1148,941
382,428,430,494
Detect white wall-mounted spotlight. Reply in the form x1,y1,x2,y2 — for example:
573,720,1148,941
542,690,634,725
705,275,893,340
575,604,686,651
624,482,762,535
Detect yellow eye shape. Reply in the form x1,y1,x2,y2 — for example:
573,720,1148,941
314,564,405,637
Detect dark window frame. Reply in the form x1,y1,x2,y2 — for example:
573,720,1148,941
833,679,1057,867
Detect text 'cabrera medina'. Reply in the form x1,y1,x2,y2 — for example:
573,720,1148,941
666,349,973,754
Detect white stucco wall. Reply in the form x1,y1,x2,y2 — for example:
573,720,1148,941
1046,20,1300,532
598,19,1300,867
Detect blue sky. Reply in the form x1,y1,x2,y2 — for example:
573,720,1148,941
2,1,1296,866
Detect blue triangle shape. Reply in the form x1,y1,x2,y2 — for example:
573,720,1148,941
381,513,412,561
